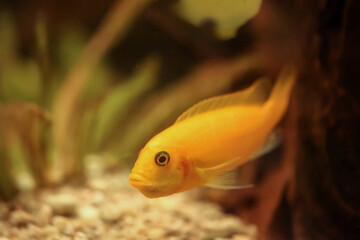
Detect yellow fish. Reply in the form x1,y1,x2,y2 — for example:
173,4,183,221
173,0,263,39
129,67,296,198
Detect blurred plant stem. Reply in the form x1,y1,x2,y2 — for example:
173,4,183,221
52,0,154,182
33,15,53,187
0,102,51,199
0,13,41,103
35,15,52,108
0,12,16,74
0,139,18,200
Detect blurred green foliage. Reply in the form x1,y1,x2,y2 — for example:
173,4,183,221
0,5,164,198
89,58,160,152
0,14,41,103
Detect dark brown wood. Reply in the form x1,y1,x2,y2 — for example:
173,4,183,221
204,1,360,239
293,0,360,239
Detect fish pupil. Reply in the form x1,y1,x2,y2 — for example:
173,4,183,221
159,156,166,163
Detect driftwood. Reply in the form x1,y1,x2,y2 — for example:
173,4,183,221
205,0,360,239
293,0,360,239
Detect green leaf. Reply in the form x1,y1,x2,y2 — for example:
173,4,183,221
90,57,160,151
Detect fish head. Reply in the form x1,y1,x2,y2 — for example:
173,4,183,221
129,143,188,198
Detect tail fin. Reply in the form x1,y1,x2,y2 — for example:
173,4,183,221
264,66,297,126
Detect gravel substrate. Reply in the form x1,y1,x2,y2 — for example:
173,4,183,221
0,171,256,240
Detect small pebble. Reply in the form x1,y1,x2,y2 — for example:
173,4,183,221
147,227,166,238
232,235,254,240
9,210,35,227
77,205,99,219
99,204,123,222
0,171,256,239
52,216,75,235
81,220,104,238
27,224,59,239
73,232,87,240
87,179,108,190
45,194,77,216
36,204,53,226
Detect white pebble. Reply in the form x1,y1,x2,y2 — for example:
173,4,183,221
77,205,99,219
45,194,77,216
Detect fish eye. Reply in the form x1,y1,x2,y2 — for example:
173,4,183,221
155,151,170,166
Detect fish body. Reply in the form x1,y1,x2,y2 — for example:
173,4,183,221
173,0,263,39
129,67,296,198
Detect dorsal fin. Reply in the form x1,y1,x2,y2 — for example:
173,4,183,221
175,78,271,124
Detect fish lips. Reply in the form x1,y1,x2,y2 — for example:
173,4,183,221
128,172,152,188
129,172,167,198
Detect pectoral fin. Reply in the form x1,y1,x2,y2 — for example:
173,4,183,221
251,130,281,160
205,169,254,190
198,156,253,190
203,130,281,190
198,156,243,178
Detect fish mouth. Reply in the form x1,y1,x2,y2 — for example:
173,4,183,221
128,172,151,188
129,172,172,198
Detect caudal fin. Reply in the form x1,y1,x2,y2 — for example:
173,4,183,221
264,66,297,126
